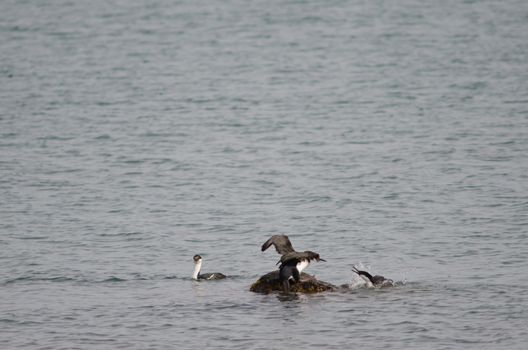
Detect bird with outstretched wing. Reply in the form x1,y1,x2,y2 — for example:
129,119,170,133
261,234,325,293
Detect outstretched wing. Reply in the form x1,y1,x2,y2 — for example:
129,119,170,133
279,251,323,265
261,235,295,255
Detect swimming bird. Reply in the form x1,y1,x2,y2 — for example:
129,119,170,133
192,255,226,280
351,265,393,287
262,235,325,292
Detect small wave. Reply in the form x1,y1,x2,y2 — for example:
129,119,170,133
17,236,48,240
38,135,75,141
47,276,75,282
3,276,74,284
3,275,129,285
3,276,32,284
2,273,240,285
0,318,41,326
98,231,143,237
121,159,143,164
163,275,180,280
101,276,127,283
139,132,175,138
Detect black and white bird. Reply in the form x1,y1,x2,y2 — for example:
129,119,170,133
192,255,226,280
351,265,393,287
261,235,325,292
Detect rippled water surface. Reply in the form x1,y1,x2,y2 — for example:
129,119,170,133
1,0,528,349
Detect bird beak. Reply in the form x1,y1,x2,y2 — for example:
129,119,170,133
319,258,326,262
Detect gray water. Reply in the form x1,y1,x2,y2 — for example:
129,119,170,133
1,0,528,349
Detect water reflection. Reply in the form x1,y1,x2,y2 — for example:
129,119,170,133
276,292,302,303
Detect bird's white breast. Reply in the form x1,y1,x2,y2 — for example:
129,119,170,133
296,260,310,273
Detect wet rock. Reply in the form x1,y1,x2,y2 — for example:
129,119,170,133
250,270,337,294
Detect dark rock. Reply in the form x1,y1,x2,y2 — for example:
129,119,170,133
250,270,337,294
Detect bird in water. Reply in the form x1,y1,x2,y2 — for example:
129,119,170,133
351,265,393,287
192,255,226,280
261,235,325,293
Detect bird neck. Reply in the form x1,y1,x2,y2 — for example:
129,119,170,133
193,260,202,279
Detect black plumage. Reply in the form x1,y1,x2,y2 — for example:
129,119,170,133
351,265,393,287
